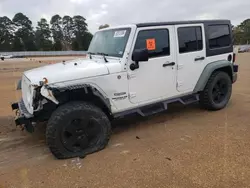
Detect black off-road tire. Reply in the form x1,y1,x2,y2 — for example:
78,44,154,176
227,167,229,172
46,101,111,159
199,71,232,111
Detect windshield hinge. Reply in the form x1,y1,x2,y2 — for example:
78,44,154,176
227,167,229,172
103,55,108,63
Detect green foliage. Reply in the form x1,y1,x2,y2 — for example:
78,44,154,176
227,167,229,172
48,14,92,51
81,32,93,50
52,40,63,51
233,19,250,45
0,13,94,51
12,13,37,51
36,18,52,50
72,15,92,50
2,14,250,51
72,40,79,50
50,14,63,51
0,16,14,51
12,37,24,51
62,15,74,50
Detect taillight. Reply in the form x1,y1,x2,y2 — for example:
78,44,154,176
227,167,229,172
233,53,236,63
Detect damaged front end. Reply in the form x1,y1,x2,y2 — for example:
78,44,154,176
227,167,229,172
11,78,58,133
11,99,35,133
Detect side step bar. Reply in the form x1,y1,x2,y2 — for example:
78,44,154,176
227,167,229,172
114,94,199,117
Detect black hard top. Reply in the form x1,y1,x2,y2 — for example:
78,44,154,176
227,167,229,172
136,19,231,27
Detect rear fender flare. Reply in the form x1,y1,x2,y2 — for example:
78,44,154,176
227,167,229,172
194,60,233,93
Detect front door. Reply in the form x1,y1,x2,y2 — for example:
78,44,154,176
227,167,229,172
128,26,177,104
175,24,207,92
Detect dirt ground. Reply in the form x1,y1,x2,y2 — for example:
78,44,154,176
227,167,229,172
0,54,249,188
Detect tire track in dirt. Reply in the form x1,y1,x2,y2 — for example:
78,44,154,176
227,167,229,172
0,119,49,170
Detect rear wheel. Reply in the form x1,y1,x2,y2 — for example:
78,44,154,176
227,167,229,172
199,71,232,111
46,101,111,159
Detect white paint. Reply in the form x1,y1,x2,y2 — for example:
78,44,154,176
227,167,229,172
127,25,177,104
21,74,34,114
19,22,233,116
175,23,207,92
24,58,110,85
40,86,59,104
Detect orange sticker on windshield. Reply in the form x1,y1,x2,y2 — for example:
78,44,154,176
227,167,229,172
146,38,156,50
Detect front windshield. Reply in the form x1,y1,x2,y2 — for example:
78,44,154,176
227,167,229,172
88,28,131,58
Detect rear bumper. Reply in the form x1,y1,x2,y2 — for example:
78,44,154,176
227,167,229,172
11,99,34,132
233,64,238,83
233,73,237,83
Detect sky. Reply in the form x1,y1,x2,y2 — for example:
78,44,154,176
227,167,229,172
0,0,249,33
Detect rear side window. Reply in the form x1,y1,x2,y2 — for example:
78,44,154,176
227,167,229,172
208,25,231,49
134,29,170,58
178,27,203,53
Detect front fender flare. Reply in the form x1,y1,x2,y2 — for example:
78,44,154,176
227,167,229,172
40,86,59,104
47,84,112,112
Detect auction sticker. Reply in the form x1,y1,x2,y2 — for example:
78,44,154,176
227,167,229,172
114,30,126,38
146,38,156,50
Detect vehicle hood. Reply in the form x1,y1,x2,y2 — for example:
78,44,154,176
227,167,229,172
24,58,110,85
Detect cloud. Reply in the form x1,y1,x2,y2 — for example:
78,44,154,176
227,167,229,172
101,4,108,9
0,0,249,33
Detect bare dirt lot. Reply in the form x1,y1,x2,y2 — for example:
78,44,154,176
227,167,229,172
0,55,249,188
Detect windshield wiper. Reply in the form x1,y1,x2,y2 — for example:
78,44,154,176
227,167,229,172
97,52,109,63
87,52,96,59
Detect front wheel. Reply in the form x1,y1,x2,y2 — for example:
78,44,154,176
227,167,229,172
199,71,232,111
46,101,111,159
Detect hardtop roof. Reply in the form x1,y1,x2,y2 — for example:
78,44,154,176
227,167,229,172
136,19,231,28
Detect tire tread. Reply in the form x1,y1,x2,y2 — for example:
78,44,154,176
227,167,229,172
199,71,232,111
46,101,111,159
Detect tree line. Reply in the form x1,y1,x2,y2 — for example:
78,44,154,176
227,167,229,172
0,13,93,52
1,13,249,52
233,19,250,45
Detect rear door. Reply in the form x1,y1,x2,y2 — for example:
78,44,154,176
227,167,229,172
175,24,207,92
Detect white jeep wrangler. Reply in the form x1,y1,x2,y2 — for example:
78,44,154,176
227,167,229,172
12,19,238,159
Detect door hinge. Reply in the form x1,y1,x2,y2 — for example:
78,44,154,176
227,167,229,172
129,92,136,98
177,81,183,87
177,64,184,70
127,73,136,79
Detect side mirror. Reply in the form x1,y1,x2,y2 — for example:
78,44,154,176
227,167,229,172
130,49,149,71
132,48,149,62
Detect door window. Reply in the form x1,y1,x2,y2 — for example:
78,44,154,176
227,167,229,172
178,26,203,53
134,29,170,58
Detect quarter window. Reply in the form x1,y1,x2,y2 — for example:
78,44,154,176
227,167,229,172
134,29,170,58
208,25,231,49
178,26,203,53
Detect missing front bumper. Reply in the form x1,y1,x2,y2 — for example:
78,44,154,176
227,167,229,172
11,100,35,133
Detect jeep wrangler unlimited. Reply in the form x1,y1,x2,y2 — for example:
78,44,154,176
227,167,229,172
11,20,238,159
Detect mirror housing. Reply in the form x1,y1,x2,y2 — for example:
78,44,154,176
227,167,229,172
130,49,149,71
132,48,149,62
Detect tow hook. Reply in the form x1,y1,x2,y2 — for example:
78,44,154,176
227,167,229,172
11,102,19,110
